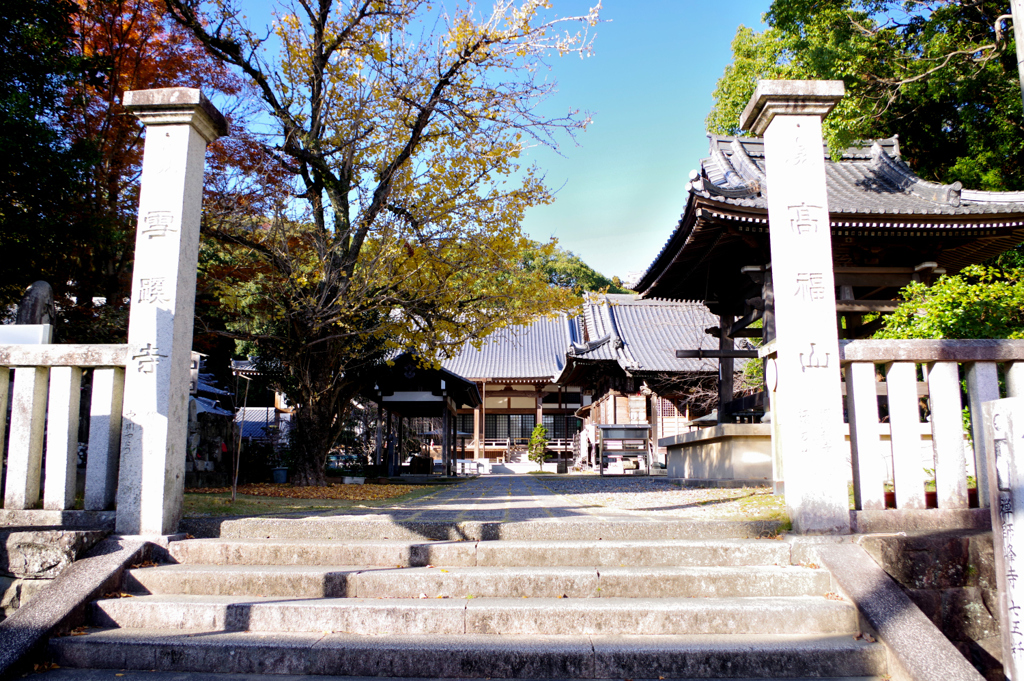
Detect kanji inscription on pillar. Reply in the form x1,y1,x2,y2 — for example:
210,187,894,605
132,343,167,374
137,277,171,304
984,398,1024,678
788,203,824,234
141,210,178,238
794,272,826,301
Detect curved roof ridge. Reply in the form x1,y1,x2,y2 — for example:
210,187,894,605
961,188,1024,204
728,137,766,189
870,142,962,207
702,141,760,199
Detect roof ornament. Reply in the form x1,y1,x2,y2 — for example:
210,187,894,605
870,142,962,207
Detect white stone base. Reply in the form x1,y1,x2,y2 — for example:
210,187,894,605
663,424,773,484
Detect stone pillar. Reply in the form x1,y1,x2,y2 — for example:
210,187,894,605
85,368,124,510
968,362,1001,508
43,366,83,510
1007,361,1024,399
4,367,49,509
983,397,1024,679
740,80,849,533
115,88,227,536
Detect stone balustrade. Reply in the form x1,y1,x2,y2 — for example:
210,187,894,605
0,345,128,516
839,339,1024,512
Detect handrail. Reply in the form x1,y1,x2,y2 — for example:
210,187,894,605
0,344,128,367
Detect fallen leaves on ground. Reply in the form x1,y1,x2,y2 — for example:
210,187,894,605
187,482,423,501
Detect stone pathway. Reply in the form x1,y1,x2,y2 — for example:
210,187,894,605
325,475,781,524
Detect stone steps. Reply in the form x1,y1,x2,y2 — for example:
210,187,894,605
168,537,794,567
123,563,831,598
91,594,856,635
49,629,887,679
49,532,886,678
32,673,888,681
205,518,784,542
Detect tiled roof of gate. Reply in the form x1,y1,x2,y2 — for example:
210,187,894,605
691,135,1024,215
441,296,726,383
569,294,723,375
441,315,577,382
635,135,1024,295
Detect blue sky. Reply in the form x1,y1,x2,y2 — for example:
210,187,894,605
518,1,772,282
235,1,772,282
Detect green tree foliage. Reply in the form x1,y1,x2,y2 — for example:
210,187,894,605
707,0,1024,190
876,266,1024,339
527,423,549,471
0,0,94,312
522,243,632,296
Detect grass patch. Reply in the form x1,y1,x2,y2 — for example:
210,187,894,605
528,470,555,475
718,488,790,529
183,483,440,518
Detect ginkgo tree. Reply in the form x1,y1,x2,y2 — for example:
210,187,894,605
166,0,600,484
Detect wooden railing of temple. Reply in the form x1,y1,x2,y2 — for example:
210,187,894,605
839,339,1024,511
0,344,128,524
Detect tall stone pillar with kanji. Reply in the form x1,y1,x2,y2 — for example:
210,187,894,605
115,88,228,535
740,80,849,534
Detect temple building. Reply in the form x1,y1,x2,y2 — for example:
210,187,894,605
635,133,1024,485
442,315,586,466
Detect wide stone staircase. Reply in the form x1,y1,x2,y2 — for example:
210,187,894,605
48,522,888,679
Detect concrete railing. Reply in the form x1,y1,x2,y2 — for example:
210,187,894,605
839,339,1024,511
0,345,128,514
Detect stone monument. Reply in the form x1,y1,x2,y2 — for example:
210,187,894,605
741,80,850,534
115,88,227,535
984,397,1024,679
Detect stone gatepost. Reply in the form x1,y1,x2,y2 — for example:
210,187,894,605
984,397,1024,678
115,88,227,536
740,80,849,534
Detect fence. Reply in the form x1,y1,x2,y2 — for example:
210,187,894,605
839,339,1024,511
0,345,127,517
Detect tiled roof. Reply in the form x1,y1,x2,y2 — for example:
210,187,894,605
441,315,575,382
635,135,1024,297
569,294,722,375
235,407,290,440
691,135,1024,216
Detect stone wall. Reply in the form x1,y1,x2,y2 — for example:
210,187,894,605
858,530,1001,680
0,529,106,621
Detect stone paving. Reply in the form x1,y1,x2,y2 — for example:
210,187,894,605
326,475,781,523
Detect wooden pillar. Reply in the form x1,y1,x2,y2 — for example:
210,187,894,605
762,267,775,342
718,314,735,424
385,411,396,477
473,405,481,459
399,416,406,471
372,403,380,466
442,405,451,476
481,380,486,454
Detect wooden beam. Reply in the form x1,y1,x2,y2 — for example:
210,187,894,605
835,300,900,313
705,327,761,339
676,349,760,359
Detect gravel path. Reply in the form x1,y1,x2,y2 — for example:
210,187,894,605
533,475,783,520
325,474,785,523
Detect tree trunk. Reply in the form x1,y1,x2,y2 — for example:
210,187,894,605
289,401,334,486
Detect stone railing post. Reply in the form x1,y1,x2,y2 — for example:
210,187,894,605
740,80,849,533
115,88,227,536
